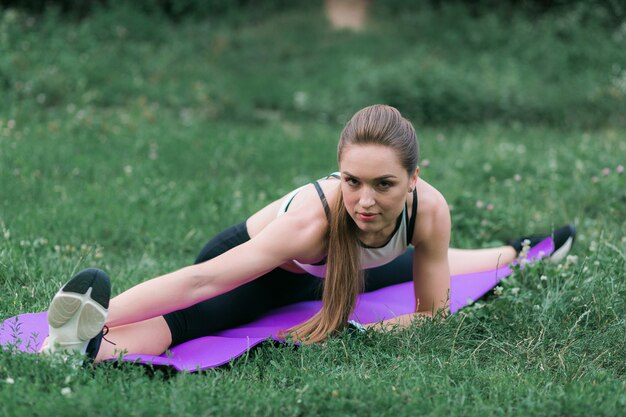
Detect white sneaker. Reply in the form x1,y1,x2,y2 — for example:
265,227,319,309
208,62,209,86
42,268,111,357
548,224,577,263
508,224,576,262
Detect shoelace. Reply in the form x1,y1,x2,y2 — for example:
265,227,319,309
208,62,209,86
101,325,117,346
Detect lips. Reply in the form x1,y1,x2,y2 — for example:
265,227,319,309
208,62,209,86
357,212,378,221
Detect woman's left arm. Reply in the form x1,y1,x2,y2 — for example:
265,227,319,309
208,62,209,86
365,191,451,330
410,205,451,316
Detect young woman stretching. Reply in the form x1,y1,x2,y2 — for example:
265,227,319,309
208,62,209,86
41,104,576,362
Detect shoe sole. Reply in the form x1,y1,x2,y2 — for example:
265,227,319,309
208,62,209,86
549,236,574,263
549,224,576,263
44,269,110,355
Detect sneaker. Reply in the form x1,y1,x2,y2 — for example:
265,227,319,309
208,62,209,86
548,224,577,263
42,268,111,360
346,320,367,334
508,224,576,263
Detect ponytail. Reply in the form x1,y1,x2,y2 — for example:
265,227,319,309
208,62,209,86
287,188,363,343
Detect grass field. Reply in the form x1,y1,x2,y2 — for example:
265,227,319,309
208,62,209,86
1,4,625,416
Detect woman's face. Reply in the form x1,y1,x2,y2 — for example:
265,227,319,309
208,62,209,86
339,144,418,239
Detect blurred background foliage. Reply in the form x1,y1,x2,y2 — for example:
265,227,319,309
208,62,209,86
1,0,625,128
2,0,625,25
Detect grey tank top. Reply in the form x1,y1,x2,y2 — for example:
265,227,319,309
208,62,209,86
277,173,418,278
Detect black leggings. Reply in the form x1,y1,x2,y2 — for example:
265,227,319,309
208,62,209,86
163,222,414,347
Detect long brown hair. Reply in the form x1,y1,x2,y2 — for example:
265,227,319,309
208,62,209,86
288,105,419,343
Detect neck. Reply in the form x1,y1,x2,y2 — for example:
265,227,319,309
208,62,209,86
357,221,398,247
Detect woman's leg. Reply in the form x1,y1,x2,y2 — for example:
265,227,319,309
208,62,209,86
364,245,517,292
96,271,322,361
363,224,576,291
161,268,321,348
447,246,517,275
447,224,576,273
94,222,322,360
90,222,255,360
95,317,172,361
94,272,320,361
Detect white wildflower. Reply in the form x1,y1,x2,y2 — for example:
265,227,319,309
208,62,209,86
149,143,158,160
540,275,548,281
493,286,503,296
33,237,48,247
61,387,72,396
5,377,14,384
510,287,520,296
519,239,531,261
293,91,308,110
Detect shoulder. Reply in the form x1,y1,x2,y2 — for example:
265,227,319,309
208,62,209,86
248,178,339,235
246,180,339,261
411,178,451,248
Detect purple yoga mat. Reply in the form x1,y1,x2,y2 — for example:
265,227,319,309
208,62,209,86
0,238,552,372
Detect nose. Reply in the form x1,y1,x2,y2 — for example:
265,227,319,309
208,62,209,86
359,187,375,209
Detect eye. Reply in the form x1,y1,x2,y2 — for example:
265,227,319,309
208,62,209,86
378,180,393,190
345,177,359,187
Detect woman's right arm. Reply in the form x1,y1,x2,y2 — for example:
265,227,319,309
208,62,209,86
105,213,327,327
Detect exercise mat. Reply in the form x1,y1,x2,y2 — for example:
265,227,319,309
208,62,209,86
0,238,552,372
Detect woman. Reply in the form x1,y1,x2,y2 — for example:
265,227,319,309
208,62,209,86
42,105,575,362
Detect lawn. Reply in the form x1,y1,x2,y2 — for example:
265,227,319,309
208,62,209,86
1,3,625,416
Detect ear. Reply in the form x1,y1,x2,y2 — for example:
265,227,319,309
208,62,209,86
409,167,419,192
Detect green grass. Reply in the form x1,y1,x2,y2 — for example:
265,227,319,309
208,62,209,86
1,4,625,416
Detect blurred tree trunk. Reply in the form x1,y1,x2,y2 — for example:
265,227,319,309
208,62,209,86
325,0,370,31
